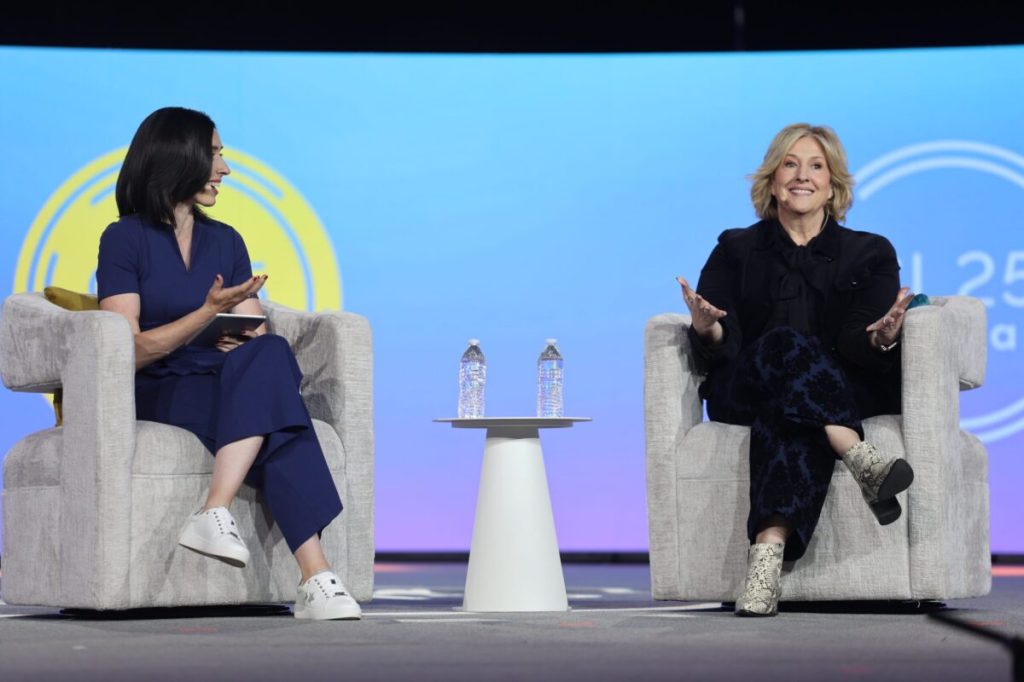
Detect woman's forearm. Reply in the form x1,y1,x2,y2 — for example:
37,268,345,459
134,304,218,369
697,320,725,347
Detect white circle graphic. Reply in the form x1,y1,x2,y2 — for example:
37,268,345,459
854,140,1024,444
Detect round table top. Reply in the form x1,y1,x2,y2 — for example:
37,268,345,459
434,417,591,429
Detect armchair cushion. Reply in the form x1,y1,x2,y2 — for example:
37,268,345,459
43,286,100,312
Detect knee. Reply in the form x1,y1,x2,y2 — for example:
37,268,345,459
233,333,297,364
254,333,289,348
249,333,293,355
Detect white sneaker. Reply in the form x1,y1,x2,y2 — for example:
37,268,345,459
177,506,250,567
294,571,362,620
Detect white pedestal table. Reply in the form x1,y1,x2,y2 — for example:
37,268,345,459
434,417,590,612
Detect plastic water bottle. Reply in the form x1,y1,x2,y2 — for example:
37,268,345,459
537,339,564,418
458,339,486,418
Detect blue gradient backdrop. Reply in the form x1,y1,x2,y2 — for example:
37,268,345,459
1,46,1021,551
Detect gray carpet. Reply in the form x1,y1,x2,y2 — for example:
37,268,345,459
1,563,1021,681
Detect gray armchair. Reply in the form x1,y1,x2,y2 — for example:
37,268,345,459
0,292,374,609
644,296,990,602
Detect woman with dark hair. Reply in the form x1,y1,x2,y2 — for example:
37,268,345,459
676,123,915,617
97,107,359,621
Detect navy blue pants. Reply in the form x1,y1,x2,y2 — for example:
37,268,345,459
703,326,863,561
135,334,343,553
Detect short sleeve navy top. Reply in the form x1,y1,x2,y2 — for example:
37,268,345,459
96,213,254,378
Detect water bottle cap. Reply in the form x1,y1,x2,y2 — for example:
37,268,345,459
546,338,557,346
468,339,480,346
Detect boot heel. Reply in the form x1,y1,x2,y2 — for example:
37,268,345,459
868,497,902,525
876,458,914,501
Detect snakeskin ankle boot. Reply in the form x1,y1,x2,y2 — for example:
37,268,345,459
735,542,784,617
841,441,915,525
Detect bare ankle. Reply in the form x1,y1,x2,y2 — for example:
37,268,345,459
754,516,791,545
300,564,331,584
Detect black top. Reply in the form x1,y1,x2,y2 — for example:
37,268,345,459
688,217,902,417
770,219,823,335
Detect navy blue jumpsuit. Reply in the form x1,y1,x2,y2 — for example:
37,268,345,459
97,214,342,552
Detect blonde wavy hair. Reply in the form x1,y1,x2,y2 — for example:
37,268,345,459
750,123,855,223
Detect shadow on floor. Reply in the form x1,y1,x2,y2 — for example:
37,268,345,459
47,604,293,621
718,599,947,615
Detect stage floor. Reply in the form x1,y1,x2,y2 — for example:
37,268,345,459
2,563,1022,681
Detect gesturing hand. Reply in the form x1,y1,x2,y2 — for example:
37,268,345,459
205,274,267,314
676,276,727,339
865,286,914,348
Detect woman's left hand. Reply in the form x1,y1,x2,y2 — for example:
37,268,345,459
865,286,914,348
215,329,259,353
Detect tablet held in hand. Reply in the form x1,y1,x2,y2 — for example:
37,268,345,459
192,313,266,347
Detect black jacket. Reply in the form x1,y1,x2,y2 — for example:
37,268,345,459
689,217,902,417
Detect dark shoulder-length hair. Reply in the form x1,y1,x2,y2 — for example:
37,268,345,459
115,107,216,227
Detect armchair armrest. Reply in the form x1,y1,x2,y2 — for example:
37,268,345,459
644,312,704,592
910,296,986,391
900,295,987,448
899,295,989,595
1,291,137,606
644,313,704,467
260,302,374,462
1,292,86,392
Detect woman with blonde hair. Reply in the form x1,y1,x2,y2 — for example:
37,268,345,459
676,123,915,616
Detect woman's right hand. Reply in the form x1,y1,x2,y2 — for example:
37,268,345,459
204,274,267,314
677,276,727,340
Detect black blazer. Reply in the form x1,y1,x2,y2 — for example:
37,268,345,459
689,217,902,417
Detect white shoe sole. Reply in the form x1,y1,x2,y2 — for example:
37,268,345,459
178,526,250,568
293,603,362,620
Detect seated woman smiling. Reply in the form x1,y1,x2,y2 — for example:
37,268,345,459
676,123,915,617
97,107,360,621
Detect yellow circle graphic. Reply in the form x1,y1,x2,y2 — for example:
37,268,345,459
14,147,342,312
